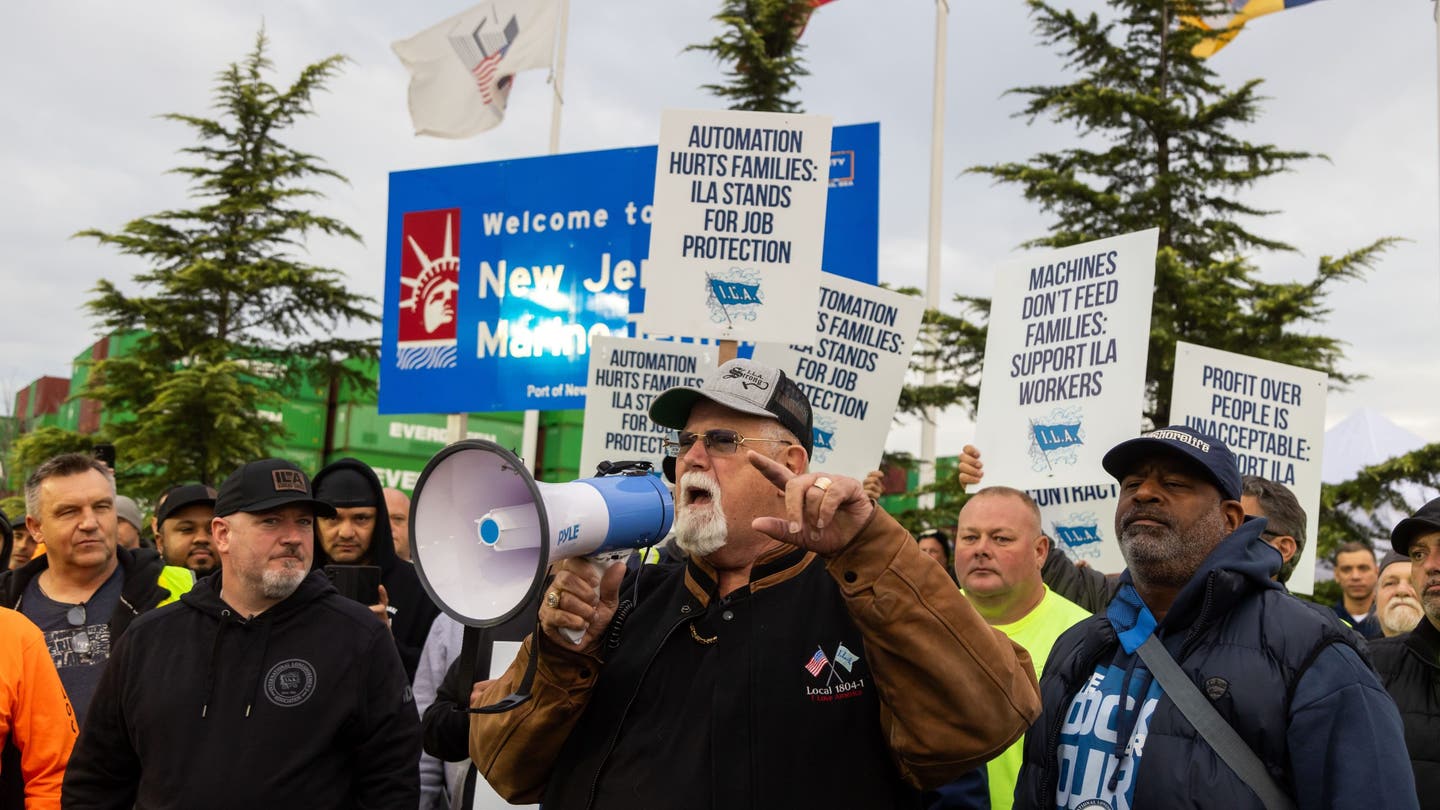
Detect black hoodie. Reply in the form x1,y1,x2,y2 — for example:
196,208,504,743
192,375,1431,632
311,458,439,682
62,569,420,809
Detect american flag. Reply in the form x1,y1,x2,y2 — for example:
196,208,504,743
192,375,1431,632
472,51,505,104
804,647,830,677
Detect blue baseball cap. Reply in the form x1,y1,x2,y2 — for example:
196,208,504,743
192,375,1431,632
1102,426,1243,502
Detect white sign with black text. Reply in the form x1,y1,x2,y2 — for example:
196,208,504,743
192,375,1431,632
974,229,1158,491
752,274,924,479
1169,341,1327,594
640,108,833,343
579,336,717,480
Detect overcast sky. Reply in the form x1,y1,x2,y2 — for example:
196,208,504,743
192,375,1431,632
3,0,1436,464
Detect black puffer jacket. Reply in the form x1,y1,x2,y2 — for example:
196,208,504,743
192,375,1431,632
1371,618,1440,809
311,458,438,681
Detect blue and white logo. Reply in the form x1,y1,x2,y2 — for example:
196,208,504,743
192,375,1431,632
1053,511,1102,549
705,268,764,327
811,414,838,465
1029,406,1084,474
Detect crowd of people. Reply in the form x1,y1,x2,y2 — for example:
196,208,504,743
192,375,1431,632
0,356,1434,809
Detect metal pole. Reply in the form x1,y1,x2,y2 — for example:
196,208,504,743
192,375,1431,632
918,0,949,511
520,0,572,476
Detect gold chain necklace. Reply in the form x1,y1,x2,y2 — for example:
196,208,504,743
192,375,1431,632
689,621,717,645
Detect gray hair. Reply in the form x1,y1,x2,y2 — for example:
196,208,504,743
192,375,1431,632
25,453,115,517
1241,475,1307,584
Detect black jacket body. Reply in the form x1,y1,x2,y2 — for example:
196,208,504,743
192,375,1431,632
1371,617,1440,809
543,548,917,810
61,569,421,809
311,458,439,681
0,545,175,640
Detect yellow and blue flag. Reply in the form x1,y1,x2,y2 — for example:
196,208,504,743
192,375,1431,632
1182,0,1325,58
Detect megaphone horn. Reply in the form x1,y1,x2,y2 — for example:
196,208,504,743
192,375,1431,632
410,440,674,641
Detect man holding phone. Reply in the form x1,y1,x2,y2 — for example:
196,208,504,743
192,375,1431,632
63,458,420,808
312,458,438,682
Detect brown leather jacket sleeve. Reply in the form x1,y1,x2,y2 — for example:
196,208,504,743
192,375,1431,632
468,634,602,803
825,506,1042,789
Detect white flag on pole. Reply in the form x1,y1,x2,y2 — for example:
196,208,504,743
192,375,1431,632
392,0,559,139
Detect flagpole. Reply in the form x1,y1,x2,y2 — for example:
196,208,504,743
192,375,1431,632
519,0,573,475
918,0,949,512
548,0,570,154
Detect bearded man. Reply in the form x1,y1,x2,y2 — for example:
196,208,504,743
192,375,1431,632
1372,498,1440,807
469,359,1041,810
63,459,420,809
1013,427,1414,810
1376,551,1423,638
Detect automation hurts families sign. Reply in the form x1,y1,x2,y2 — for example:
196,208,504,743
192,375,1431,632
378,123,877,415
974,229,1159,491
638,108,834,344
751,274,923,479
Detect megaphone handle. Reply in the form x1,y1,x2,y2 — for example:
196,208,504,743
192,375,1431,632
559,556,615,646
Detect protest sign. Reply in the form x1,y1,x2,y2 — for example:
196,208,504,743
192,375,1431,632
639,108,833,344
751,274,923,479
380,124,876,414
1170,342,1327,593
1028,484,1125,575
974,229,1158,490
578,337,716,478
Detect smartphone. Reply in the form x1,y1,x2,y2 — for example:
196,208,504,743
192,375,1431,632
92,443,117,471
324,564,382,605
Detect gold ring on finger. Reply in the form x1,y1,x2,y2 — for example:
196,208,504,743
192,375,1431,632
812,476,833,492
546,590,561,608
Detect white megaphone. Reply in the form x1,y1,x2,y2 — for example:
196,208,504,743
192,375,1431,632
409,440,674,644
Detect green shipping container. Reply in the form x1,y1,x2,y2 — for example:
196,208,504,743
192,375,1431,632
337,357,380,405
272,445,323,477
540,422,583,473
258,400,327,450
333,405,525,457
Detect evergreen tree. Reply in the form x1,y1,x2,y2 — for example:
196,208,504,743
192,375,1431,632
15,31,376,501
689,0,816,112
891,0,1395,531
937,0,1391,425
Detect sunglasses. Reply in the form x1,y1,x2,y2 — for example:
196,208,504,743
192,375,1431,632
662,429,793,457
67,603,91,655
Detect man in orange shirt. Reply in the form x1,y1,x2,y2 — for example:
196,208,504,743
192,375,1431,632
0,605,77,808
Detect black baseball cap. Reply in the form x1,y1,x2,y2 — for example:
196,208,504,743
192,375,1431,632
1390,496,1440,556
156,484,219,525
215,459,336,518
649,358,813,455
1102,425,1243,502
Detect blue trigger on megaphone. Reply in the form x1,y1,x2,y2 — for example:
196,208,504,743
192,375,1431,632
409,439,674,630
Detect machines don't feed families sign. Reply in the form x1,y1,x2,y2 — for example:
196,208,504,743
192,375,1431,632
975,229,1158,491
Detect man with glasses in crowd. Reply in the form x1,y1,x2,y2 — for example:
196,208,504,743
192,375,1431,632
470,358,1041,809
0,454,193,726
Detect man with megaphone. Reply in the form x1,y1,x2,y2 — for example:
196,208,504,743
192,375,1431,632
468,358,1042,809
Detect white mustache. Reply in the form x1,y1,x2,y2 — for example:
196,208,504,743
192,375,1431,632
679,471,719,506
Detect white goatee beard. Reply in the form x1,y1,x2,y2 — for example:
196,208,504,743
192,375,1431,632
673,471,728,559
1380,598,1422,636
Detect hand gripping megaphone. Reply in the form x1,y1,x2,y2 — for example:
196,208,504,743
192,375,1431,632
409,439,674,645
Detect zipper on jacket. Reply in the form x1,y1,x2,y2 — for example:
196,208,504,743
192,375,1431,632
1179,574,1218,660
583,613,693,810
